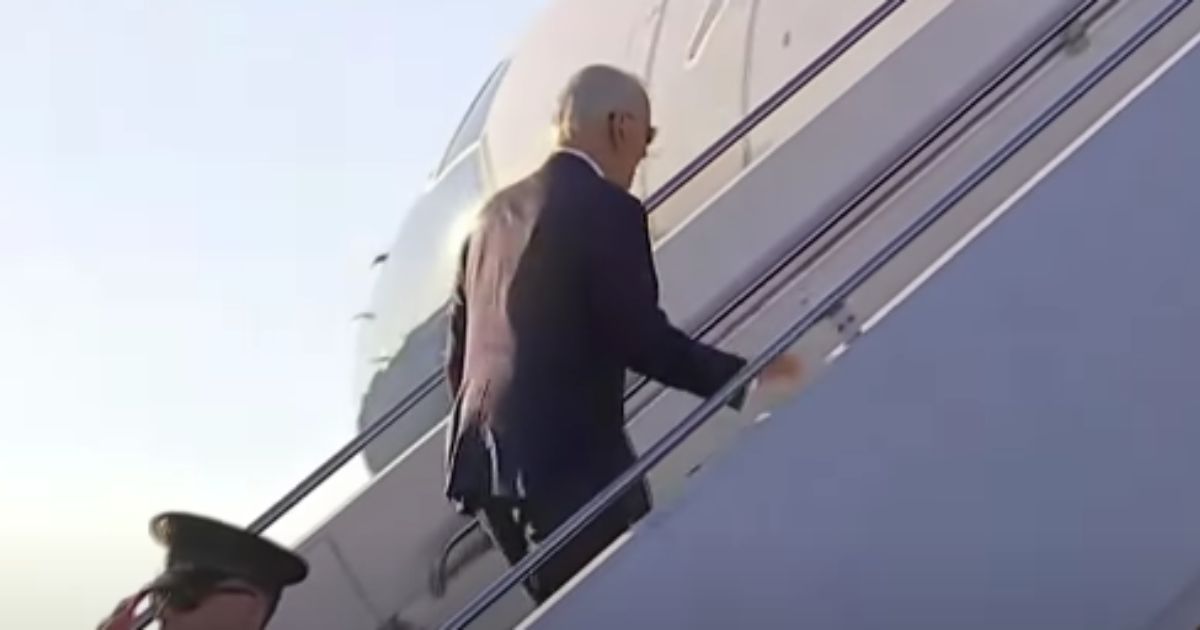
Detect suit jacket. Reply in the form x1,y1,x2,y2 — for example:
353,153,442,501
443,151,747,516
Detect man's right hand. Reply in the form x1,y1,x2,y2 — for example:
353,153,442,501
95,594,139,630
758,352,805,390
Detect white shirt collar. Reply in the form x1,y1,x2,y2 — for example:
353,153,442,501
555,147,605,178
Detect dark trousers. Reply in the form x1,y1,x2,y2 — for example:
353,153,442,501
478,477,650,603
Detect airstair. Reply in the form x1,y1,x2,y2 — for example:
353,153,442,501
132,0,1200,627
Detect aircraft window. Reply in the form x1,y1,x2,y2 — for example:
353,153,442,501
438,60,509,174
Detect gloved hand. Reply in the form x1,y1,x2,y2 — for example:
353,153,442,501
95,590,147,630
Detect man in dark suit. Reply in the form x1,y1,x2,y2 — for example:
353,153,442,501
443,64,803,603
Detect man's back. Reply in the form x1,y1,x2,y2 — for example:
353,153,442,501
452,153,644,482
441,64,803,603
446,151,745,500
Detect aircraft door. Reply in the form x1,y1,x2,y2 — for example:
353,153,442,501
642,0,755,240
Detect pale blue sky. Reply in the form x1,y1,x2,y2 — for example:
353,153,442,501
0,1,546,625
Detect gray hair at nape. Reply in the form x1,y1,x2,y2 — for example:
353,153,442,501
553,64,648,145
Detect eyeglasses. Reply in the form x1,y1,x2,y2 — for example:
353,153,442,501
154,583,258,615
146,571,261,616
99,574,261,630
608,111,657,146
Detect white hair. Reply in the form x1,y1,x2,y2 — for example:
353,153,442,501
553,64,647,144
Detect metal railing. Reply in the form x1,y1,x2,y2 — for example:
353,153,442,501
437,1,1184,624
